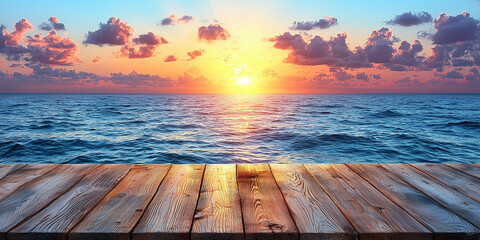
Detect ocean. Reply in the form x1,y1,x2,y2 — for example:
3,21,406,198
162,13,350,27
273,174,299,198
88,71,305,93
0,93,479,164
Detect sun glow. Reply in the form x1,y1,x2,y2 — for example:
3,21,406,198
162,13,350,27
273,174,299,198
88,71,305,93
236,76,252,86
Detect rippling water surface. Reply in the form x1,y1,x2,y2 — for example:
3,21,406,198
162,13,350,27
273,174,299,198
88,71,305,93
0,94,479,164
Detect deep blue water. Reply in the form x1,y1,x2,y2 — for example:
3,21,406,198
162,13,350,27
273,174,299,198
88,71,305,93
0,94,479,164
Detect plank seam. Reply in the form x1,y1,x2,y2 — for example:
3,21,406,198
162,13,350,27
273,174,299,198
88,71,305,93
409,164,480,204
65,164,135,236
378,164,480,230
443,164,480,180
235,164,247,240
268,164,300,240
129,164,173,239
0,164,60,203
188,164,207,240
303,164,371,238
6,164,101,236
0,164,26,181
344,164,436,233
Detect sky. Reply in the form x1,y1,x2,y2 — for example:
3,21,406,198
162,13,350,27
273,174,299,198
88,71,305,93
1,0,480,93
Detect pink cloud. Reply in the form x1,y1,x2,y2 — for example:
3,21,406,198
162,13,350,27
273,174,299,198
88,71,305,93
164,55,177,62
186,49,204,61
117,32,168,59
198,24,230,42
26,31,79,65
92,56,101,63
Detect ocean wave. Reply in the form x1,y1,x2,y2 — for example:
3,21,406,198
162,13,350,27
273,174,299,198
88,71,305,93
371,110,404,118
444,121,480,129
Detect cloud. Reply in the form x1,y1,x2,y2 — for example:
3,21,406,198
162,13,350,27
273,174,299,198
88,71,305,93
364,27,398,63
176,67,210,87
386,12,432,27
109,71,172,87
432,12,480,45
186,49,204,61
355,72,369,81
392,40,424,66
160,14,194,26
269,32,372,68
420,12,480,70
198,24,230,42
1,18,78,66
0,65,103,90
117,32,168,59
92,56,101,63
84,17,134,46
445,70,464,79
25,31,79,65
39,16,66,31
164,55,177,62
178,15,194,23
290,17,337,31
0,19,34,47
161,14,176,26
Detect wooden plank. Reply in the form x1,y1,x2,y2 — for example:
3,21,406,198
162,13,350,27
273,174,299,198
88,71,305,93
348,164,480,240
237,164,298,240
9,164,132,240
381,164,480,229
0,164,58,202
270,164,356,240
445,163,480,179
70,164,170,240
132,164,205,240
304,164,431,240
0,164,26,180
412,163,480,202
0,164,97,240
191,164,243,240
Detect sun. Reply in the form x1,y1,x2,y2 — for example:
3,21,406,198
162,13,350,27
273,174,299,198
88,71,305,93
236,76,252,86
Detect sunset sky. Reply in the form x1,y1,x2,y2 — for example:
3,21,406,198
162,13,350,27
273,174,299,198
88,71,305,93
1,0,480,93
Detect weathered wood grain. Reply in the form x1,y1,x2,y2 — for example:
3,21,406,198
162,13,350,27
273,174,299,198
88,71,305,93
412,163,480,203
132,164,205,240
0,164,97,240
445,163,480,179
0,164,58,202
191,164,243,240
304,164,432,240
237,164,298,240
348,164,480,240
381,164,480,228
9,164,132,240
270,164,356,240
0,164,26,180
70,164,170,240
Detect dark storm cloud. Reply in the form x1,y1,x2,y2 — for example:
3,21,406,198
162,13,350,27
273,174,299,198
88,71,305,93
290,17,338,31
432,12,480,45
39,17,66,31
84,17,134,46
198,24,230,42
117,32,168,59
386,12,432,27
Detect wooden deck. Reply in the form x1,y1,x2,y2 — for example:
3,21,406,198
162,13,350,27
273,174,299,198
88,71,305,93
0,164,480,240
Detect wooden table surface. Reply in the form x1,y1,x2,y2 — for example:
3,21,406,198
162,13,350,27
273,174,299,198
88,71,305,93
0,163,480,240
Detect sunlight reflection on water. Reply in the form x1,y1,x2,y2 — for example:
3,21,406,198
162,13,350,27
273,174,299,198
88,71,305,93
0,93,479,164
